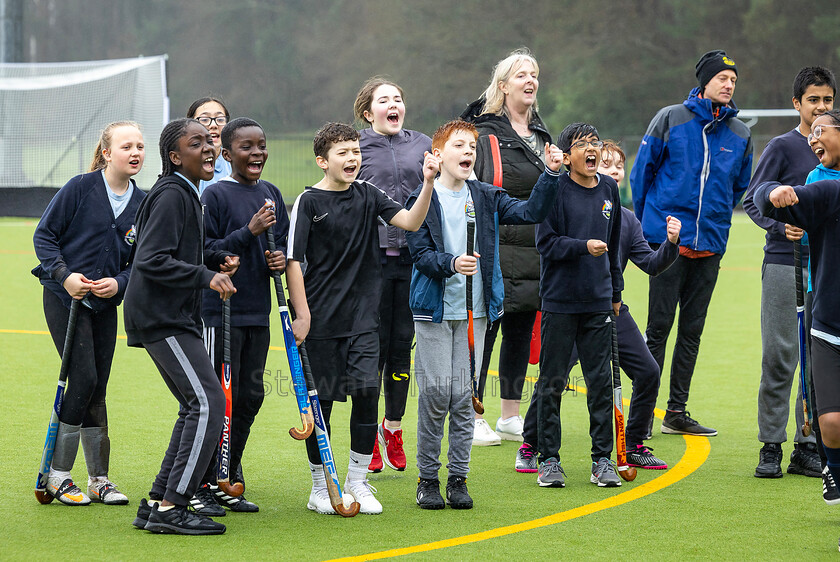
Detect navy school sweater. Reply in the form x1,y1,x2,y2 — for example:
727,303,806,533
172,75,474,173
536,173,623,313
742,129,815,266
32,171,145,311
756,179,840,338
200,179,289,328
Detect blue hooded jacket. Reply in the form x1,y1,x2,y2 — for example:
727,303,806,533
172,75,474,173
630,88,753,254
405,170,559,323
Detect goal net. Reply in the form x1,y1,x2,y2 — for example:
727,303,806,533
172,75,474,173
0,55,169,190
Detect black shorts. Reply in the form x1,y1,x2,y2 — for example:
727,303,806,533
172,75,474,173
810,335,840,416
305,331,379,401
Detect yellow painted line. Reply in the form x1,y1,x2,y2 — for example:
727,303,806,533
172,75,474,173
2,327,711,560
330,433,710,562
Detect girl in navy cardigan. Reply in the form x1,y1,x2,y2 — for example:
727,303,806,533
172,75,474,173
33,121,146,505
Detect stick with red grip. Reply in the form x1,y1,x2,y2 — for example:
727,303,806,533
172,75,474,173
466,217,484,414
217,299,244,497
611,313,637,482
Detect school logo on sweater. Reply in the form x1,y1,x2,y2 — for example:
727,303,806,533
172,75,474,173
124,225,136,246
601,200,612,220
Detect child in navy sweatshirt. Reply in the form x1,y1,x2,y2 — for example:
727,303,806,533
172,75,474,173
33,121,146,506
195,118,289,514
534,122,623,489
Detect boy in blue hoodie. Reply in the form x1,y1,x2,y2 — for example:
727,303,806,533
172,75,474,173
406,119,561,509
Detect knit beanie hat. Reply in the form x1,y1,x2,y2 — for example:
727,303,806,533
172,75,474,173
696,50,737,91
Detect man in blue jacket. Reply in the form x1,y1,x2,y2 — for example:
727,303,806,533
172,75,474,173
631,50,753,436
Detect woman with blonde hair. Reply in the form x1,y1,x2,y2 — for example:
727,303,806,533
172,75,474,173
461,48,552,455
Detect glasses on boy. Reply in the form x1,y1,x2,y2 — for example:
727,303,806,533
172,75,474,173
569,140,604,150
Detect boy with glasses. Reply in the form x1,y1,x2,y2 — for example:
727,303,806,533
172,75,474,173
533,123,623,488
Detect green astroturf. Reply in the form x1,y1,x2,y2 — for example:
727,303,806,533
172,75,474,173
2,214,838,560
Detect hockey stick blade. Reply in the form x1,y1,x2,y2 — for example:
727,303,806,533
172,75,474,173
794,240,812,437
266,222,314,440
300,343,360,517
35,299,80,504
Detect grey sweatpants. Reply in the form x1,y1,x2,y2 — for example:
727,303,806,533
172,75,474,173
757,263,814,445
414,318,486,480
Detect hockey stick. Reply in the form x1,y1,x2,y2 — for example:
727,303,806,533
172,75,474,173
611,313,637,482
466,218,484,414
266,220,314,440
216,299,244,497
35,299,80,504
794,240,813,436
298,343,360,517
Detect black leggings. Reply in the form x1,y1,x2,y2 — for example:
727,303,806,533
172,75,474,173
378,255,414,421
478,310,538,402
43,289,115,428
305,387,379,465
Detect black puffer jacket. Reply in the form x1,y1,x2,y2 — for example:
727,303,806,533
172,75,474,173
461,99,552,312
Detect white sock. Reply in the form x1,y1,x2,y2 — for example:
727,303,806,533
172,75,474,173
347,450,373,483
310,462,326,488
49,469,71,481
158,504,174,512
89,475,107,485
383,420,401,432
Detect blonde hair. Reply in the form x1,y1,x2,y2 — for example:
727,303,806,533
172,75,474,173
89,121,142,172
481,48,540,122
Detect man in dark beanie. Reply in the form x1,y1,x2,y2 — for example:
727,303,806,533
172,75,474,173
630,49,752,437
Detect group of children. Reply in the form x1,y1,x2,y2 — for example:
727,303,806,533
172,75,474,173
33,72,700,535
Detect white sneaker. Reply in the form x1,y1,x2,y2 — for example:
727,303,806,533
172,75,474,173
344,478,382,514
47,475,91,506
88,477,129,505
495,416,524,441
307,485,336,515
472,418,501,446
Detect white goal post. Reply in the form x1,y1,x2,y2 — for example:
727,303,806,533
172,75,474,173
0,55,169,190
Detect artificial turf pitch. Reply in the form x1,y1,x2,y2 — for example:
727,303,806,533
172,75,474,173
2,214,838,559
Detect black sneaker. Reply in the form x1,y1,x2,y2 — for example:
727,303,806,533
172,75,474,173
824,466,840,506
661,411,717,436
788,443,822,477
145,504,226,535
189,484,226,517
416,478,445,510
445,475,473,509
214,487,259,513
132,498,158,529
754,443,783,478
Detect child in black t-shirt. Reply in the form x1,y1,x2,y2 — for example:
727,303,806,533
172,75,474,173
287,122,435,514
534,122,623,489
